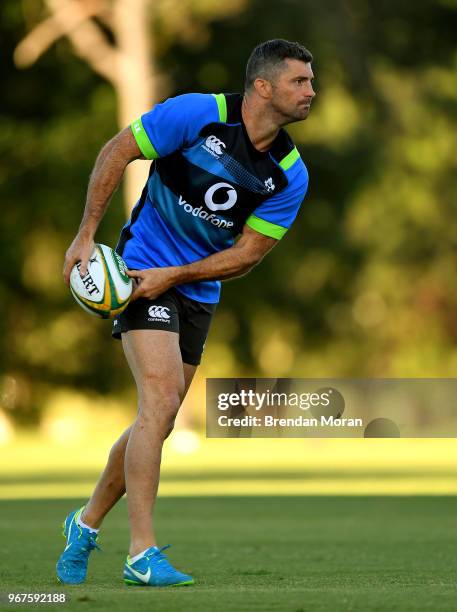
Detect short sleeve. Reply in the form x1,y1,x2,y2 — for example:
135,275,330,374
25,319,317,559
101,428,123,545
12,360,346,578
246,157,309,239
130,93,221,159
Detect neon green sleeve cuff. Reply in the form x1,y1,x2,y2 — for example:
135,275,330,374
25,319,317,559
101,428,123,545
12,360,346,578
246,215,288,239
212,93,227,122
279,147,300,170
130,118,159,159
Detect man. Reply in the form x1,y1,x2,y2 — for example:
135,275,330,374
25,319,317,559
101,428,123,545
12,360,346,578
57,38,315,587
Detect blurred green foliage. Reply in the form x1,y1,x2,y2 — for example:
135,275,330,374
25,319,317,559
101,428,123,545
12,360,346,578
1,0,457,424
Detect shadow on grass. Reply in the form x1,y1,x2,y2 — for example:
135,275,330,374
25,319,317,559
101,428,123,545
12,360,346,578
1,468,456,486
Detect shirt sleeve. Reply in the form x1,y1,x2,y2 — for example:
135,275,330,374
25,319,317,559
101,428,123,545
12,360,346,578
246,158,309,239
130,93,221,159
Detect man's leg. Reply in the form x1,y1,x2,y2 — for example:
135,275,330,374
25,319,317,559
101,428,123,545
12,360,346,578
122,329,187,556
56,326,196,585
81,360,197,529
80,426,130,528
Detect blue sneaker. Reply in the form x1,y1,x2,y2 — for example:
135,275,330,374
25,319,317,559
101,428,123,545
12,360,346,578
56,506,100,584
123,545,194,587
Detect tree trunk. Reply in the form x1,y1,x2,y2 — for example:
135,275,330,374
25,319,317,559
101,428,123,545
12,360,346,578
113,0,155,216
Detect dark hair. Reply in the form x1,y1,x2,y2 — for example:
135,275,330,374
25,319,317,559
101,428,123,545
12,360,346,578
245,39,313,91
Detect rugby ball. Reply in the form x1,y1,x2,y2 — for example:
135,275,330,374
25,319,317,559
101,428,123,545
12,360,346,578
70,244,132,319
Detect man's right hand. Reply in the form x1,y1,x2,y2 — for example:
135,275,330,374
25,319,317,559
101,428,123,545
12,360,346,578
63,234,95,287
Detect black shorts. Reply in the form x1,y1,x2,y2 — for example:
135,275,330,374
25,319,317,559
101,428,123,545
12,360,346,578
111,288,216,366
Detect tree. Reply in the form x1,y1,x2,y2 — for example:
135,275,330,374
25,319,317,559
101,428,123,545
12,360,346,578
14,0,247,214
14,0,154,214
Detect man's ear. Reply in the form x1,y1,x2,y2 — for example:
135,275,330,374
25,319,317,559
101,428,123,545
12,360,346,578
253,78,273,99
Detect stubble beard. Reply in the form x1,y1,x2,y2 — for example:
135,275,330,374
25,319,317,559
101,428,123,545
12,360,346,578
270,96,310,127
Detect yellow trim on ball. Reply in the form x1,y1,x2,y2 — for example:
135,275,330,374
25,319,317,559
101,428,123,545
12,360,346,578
108,303,130,318
76,293,111,312
98,245,112,311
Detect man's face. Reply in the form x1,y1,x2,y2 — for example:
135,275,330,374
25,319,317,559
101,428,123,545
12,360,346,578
268,59,316,124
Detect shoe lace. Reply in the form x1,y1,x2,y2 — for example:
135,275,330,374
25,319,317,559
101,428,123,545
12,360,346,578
86,534,101,553
145,544,171,564
66,534,101,563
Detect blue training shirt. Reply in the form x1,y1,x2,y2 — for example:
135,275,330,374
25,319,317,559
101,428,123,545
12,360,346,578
116,93,309,303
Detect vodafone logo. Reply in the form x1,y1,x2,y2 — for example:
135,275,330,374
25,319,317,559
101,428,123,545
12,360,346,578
204,183,237,212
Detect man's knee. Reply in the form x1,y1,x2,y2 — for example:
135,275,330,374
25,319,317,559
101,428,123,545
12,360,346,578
133,368,184,440
139,370,185,403
137,382,181,432
137,408,178,441
142,384,182,413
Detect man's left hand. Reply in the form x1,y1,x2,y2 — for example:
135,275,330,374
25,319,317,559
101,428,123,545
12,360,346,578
127,267,178,301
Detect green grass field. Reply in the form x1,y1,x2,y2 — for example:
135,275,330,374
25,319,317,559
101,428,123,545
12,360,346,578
2,496,457,611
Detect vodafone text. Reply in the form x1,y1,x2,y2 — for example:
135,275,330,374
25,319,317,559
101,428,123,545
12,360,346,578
178,196,234,229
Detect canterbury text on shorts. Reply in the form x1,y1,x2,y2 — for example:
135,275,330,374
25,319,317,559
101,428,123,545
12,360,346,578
112,288,216,366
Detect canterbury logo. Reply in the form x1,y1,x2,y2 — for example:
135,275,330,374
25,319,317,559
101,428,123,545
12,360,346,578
203,135,226,157
148,306,170,319
264,177,275,192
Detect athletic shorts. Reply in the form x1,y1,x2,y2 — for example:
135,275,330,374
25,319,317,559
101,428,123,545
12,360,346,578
111,288,217,366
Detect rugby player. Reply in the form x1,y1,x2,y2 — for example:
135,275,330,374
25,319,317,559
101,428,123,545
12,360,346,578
57,38,315,587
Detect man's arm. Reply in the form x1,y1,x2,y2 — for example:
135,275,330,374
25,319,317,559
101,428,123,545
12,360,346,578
63,127,143,286
128,225,278,301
